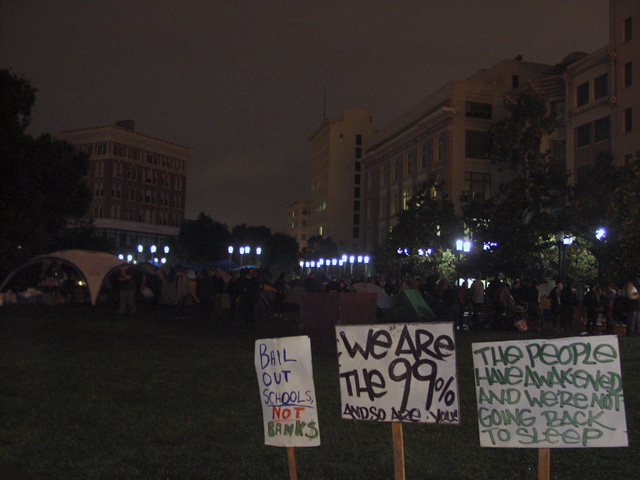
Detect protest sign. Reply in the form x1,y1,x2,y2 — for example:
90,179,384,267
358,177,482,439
335,323,460,424
255,335,320,447
472,335,628,448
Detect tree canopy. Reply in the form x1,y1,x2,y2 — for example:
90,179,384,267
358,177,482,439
0,69,92,278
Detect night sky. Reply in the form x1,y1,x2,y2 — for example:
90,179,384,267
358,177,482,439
1,1,609,232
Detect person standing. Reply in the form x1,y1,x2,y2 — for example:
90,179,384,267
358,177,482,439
469,277,485,329
623,278,640,336
174,267,191,318
583,283,601,334
603,283,616,333
116,265,137,315
560,279,577,334
549,281,563,331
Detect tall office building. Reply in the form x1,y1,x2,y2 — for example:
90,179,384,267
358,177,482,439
308,109,375,249
58,120,191,259
566,0,640,181
360,59,556,251
286,199,312,249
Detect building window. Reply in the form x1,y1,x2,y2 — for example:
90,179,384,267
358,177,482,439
576,123,591,147
393,159,400,181
420,144,428,169
576,82,589,107
593,74,608,100
354,200,360,211
464,172,491,201
402,187,412,210
356,134,362,145
355,147,362,158
625,107,633,133
465,130,490,159
352,227,359,239
434,136,443,162
625,16,632,42
551,100,566,120
625,62,633,87
594,116,611,143
405,157,412,175
512,75,519,88
465,101,492,119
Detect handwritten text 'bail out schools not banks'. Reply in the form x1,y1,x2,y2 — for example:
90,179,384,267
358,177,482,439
336,323,460,424
254,336,320,447
472,336,628,448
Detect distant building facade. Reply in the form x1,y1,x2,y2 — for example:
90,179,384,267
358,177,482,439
360,59,556,251
566,0,640,182
308,109,375,249
58,120,190,259
286,199,312,249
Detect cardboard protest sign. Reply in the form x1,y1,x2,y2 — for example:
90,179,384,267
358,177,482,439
335,323,460,424
255,335,320,447
472,335,628,448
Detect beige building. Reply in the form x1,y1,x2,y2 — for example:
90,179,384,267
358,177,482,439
308,109,375,249
360,59,557,251
285,199,312,249
58,120,190,260
566,0,640,181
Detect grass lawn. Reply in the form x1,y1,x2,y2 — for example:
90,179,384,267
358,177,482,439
0,304,638,480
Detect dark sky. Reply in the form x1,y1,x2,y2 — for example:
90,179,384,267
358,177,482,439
1,0,609,232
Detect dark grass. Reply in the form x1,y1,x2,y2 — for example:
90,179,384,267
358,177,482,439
1,304,638,480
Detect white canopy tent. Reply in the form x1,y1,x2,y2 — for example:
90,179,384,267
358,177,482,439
0,250,129,306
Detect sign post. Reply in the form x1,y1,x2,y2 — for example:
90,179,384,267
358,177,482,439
336,323,460,478
255,335,320,480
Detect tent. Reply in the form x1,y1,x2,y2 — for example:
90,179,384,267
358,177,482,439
0,250,130,306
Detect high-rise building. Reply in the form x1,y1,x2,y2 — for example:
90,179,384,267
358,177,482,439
360,59,556,251
308,109,375,249
566,0,640,181
57,120,191,260
286,199,312,249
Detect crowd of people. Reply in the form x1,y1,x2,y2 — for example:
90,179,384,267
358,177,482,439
112,263,640,337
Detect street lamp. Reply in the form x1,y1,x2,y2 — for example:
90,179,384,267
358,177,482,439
596,228,606,285
256,246,262,267
239,246,245,266
228,246,234,270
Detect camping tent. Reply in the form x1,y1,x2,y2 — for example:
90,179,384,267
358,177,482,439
0,250,129,306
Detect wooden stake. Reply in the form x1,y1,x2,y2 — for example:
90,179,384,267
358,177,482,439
538,448,550,480
287,447,298,480
392,422,406,480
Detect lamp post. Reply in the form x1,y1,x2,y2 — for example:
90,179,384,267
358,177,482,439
455,239,471,285
596,228,606,286
228,246,233,270
239,246,245,266
256,247,262,267
150,245,157,263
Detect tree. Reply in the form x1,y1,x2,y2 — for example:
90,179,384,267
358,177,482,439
571,151,640,285
300,235,339,261
0,69,92,278
174,213,230,263
462,91,569,281
375,178,460,282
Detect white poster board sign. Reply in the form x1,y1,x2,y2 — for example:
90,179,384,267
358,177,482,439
335,323,460,424
472,335,628,448
255,335,320,447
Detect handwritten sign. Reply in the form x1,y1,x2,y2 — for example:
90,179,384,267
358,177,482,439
255,335,320,447
335,323,460,424
472,335,628,448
